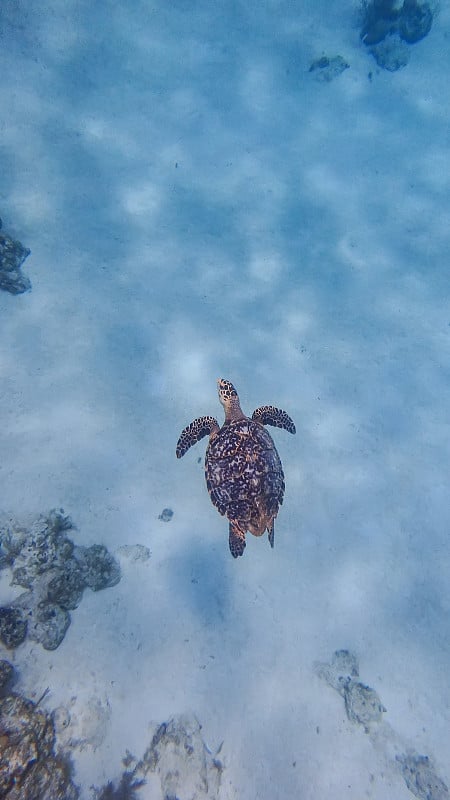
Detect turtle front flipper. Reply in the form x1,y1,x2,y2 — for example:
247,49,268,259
229,521,246,558
252,405,296,434
176,416,219,458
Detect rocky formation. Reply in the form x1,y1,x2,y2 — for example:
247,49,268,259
0,659,79,800
0,511,121,650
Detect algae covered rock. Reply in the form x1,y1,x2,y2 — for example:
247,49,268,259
0,660,15,693
10,513,74,589
74,544,121,592
0,606,27,649
46,564,86,610
23,598,71,651
0,663,79,800
0,511,121,650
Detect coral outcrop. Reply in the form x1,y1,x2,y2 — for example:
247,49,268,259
0,511,121,650
0,659,79,800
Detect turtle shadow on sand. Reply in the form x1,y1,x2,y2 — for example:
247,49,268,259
166,538,231,628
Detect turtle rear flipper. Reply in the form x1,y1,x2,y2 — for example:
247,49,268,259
252,405,296,434
176,416,219,458
229,521,246,558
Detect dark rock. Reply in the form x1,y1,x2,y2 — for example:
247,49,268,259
74,545,121,591
0,229,31,295
0,606,27,648
0,660,15,693
158,508,174,522
25,600,71,651
46,563,86,610
361,0,401,45
360,0,433,63
399,0,433,43
0,541,14,569
11,514,74,589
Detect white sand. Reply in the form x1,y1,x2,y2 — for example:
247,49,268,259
1,1,449,797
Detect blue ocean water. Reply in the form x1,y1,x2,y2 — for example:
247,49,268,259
1,2,449,798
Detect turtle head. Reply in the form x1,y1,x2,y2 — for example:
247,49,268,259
217,379,245,421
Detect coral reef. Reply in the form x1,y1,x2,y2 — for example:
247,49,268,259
0,217,31,294
0,511,121,650
0,659,79,800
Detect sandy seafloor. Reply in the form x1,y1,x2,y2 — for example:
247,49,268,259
1,1,450,798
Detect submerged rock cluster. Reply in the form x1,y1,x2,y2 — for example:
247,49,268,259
315,650,449,800
0,218,31,295
0,510,121,650
0,659,79,800
360,0,434,70
93,713,225,800
142,714,224,798
315,649,386,732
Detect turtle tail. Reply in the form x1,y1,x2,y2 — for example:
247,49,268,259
268,520,275,548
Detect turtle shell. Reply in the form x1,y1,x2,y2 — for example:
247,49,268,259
205,418,285,536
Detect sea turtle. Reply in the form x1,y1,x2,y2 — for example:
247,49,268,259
176,379,296,558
